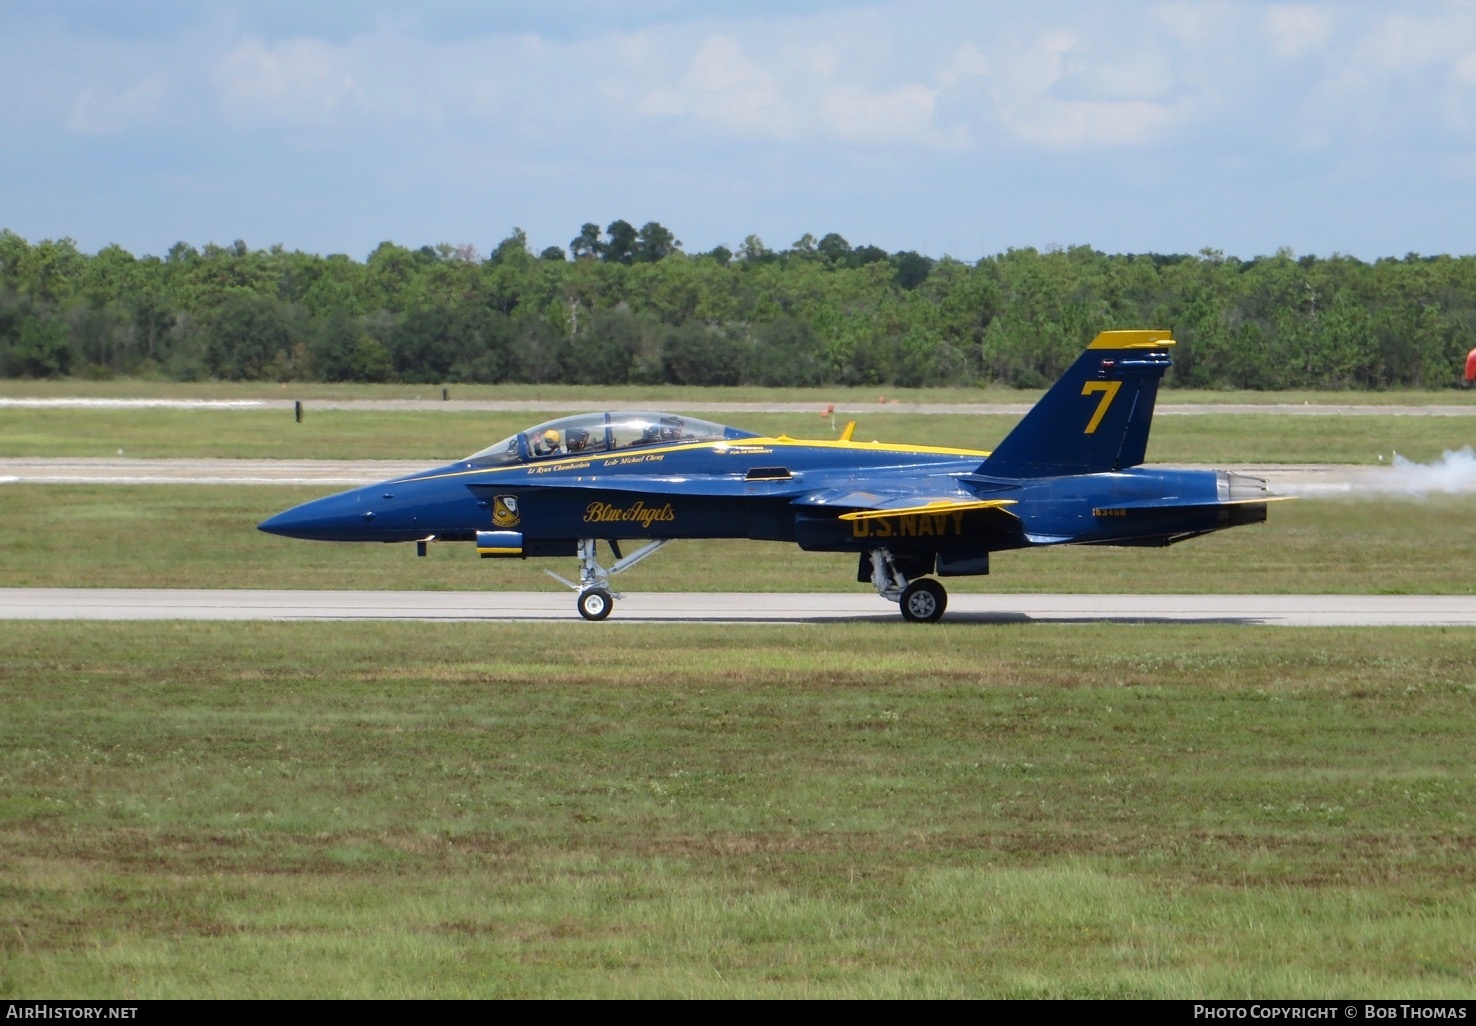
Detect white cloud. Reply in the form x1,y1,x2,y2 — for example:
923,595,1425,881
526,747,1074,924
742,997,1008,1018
67,74,167,135
820,82,946,145
634,28,976,148
1313,6,1476,140
639,33,793,135
940,42,989,86
1152,1,1243,48
1265,5,1336,59
215,37,359,123
983,31,1190,149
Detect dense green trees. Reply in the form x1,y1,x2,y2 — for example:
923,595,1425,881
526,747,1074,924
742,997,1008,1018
1,225,1473,389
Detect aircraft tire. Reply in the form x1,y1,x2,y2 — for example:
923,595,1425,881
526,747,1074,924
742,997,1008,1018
577,587,614,621
899,578,947,623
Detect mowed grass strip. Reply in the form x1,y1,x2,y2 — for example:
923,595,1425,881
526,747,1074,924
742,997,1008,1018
2,405,1471,462
1,621,1472,998
2,484,1473,594
4,375,1473,405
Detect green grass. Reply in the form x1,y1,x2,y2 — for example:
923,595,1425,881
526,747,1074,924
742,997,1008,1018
0,487,1470,599
1,485,1472,594
2,406,1473,462
4,381,1474,998
2,621,1472,998
5,375,1476,404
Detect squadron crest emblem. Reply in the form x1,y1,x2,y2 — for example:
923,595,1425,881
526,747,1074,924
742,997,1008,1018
491,495,520,528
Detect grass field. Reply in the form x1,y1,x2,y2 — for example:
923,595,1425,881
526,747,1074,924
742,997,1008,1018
5,375,1476,404
2,385,1474,998
2,621,1473,998
1,485,1474,595
3,405,1474,463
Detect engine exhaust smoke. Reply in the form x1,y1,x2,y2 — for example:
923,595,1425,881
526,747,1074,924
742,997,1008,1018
1273,447,1476,499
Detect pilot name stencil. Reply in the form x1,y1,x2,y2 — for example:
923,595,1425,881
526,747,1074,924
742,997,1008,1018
583,501,677,528
604,453,666,467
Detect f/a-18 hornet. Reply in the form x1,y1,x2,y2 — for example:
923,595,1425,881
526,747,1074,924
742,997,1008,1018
260,330,1278,622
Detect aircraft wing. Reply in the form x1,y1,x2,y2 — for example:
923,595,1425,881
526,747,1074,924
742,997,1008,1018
789,485,1016,517
833,497,1018,521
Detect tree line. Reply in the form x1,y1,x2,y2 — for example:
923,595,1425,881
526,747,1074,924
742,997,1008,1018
2,223,1474,390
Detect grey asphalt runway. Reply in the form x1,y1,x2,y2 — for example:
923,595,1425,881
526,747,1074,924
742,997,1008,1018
3,588,1474,626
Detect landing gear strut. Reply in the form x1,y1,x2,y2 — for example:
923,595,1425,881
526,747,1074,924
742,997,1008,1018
867,547,948,623
546,538,669,621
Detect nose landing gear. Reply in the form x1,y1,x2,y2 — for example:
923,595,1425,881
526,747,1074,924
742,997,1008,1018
545,538,670,620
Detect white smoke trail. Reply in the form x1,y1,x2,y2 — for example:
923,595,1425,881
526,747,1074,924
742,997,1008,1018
1275,447,1476,499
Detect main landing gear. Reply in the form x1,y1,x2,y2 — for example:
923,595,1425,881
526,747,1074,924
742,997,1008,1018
867,548,948,623
545,538,669,621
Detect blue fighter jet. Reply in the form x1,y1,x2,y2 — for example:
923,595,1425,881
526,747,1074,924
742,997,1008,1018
259,330,1279,622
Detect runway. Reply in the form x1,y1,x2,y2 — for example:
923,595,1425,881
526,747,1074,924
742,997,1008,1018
3,588,1474,626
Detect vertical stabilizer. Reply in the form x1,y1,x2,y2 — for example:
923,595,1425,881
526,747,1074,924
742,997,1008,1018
980,330,1175,478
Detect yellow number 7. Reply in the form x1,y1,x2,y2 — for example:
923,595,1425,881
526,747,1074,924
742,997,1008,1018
1080,381,1121,434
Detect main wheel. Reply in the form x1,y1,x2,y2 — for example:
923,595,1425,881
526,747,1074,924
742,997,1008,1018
899,578,947,623
577,587,614,621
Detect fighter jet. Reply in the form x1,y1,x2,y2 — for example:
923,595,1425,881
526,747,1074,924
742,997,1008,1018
259,330,1278,621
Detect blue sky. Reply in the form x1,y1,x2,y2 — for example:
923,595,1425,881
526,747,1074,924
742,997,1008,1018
3,1,1475,262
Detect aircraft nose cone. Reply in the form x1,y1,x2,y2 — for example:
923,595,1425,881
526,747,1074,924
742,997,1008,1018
257,508,305,537
258,490,365,540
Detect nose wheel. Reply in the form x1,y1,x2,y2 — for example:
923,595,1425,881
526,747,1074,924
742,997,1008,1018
577,587,614,621
545,539,670,620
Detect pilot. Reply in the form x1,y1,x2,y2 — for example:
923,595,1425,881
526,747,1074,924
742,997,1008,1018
534,429,562,456
635,423,662,446
566,427,590,453
659,415,684,442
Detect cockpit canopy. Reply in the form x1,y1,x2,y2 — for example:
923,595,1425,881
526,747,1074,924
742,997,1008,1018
464,412,758,467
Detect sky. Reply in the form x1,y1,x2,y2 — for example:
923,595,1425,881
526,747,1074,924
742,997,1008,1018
3,0,1476,263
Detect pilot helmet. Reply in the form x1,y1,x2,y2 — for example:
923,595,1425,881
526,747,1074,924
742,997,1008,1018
541,429,560,450
659,415,684,440
566,427,589,451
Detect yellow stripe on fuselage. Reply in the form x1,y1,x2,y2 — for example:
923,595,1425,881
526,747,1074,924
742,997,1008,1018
406,436,993,484
759,436,990,458
839,499,1017,521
